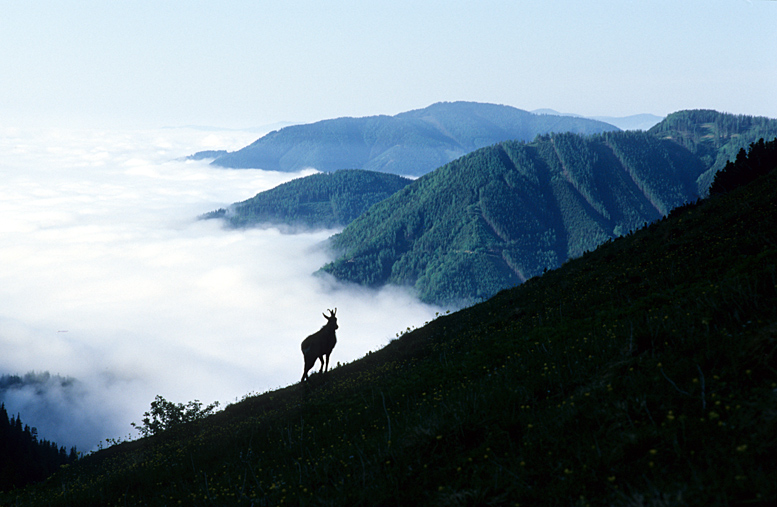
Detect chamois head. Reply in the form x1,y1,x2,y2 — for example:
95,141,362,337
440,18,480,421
301,308,338,382
323,308,338,329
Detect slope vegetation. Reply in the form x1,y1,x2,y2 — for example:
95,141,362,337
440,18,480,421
206,102,619,176
201,169,413,230
322,131,706,305
3,144,776,507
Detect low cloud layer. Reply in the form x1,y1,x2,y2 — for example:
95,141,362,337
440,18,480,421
0,127,441,451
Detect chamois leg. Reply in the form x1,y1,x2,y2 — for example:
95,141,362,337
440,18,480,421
324,353,331,373
318,356,325,373
302,355,316,382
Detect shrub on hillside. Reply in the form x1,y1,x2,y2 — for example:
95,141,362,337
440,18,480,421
131,395,219,437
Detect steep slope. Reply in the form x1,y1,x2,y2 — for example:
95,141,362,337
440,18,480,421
322,131,706,305
7,152,776,506
206,101,619,176
201,169,412,230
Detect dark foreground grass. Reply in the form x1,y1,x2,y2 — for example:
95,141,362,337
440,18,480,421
2,170,776,506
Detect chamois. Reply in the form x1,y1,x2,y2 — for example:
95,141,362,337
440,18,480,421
301,308,338,382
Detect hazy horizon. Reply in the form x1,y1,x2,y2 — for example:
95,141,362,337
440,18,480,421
1,1,775,130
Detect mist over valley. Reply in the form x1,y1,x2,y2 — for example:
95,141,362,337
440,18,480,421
0,126,440,451
203,108,777,307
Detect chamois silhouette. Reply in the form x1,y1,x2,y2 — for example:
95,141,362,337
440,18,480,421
301,308,338,382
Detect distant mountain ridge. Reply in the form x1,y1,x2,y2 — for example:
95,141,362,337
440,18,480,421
198,108,777,305
202,102,619,176
320,110,777,305
531,109,664,131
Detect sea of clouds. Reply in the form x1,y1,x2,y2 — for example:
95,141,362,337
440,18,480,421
0,126,441,452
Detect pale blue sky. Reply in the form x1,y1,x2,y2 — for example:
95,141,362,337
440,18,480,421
1,0,775,128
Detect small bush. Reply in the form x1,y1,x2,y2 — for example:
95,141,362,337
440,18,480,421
131,395,219,437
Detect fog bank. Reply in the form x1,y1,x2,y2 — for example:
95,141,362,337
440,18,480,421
0,126,441,451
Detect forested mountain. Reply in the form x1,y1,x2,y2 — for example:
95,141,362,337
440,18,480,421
0,402,78,491
201,169,413,230
648,109,777,189
198,109,777,304
320,131,704,305
204,102,619,176
321,111,777,306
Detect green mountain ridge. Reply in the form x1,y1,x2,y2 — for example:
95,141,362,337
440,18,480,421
321,110,777,305
648,109,777,188
200,169,413,230
5,143,776,506
205,101,620,176
320,132,701,305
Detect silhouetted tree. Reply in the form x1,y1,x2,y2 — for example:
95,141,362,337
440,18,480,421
131,395,220,437
709,138,777,195
0,403,78,491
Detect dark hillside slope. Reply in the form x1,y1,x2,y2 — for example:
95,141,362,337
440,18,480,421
649,109,777,189
710,137,777,196
200,169,413,230
207,102,619,176
322,131,706,305
5,147,776,506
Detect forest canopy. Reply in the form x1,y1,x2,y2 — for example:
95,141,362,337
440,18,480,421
201,169,413,230
0,402,78,491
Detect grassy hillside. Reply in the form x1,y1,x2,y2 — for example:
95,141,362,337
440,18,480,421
321,130,707,305
3,147,775,505
206,102,618,176
200,169,413,230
